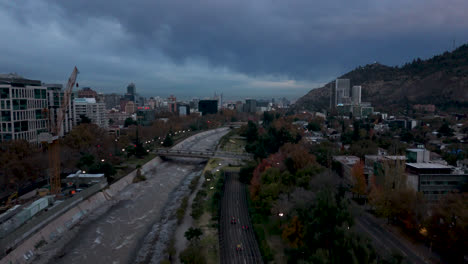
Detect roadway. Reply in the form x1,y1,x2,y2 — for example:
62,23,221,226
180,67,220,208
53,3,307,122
353,204,433,264
219,171,262,264
44,128,230,264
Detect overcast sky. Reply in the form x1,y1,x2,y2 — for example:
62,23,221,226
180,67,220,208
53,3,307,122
0,0,467,100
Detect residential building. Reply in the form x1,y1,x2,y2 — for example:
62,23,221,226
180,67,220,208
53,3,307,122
136,109,156,125
77,87,97,98
335,79,350,105
103,93,122,110
178,104,190,116
167,95,177,113
73,98,108,128
244,99,257,113
0,74,48,143
124,101,136,114
332,155,360,183
124,83,136,102
352,85,361,105
413,104,435,113
365,155,407,187
45,84,74,137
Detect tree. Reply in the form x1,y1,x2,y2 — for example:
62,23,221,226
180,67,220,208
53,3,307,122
307,122,321,132
244,120,259,143
79,114,91,124
351,162,367,199
184,227,203,242
162,134,173,147
426,192,468,263
179,245,206,264
124,117,137,127
282,216,304,248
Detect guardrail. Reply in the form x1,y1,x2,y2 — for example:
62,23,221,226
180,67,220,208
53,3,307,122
0,181,107,256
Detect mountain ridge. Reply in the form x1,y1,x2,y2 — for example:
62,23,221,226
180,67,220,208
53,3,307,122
295,44,468,112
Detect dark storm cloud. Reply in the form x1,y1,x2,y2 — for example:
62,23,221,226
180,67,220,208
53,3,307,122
1,0,467,98
42,0,468,78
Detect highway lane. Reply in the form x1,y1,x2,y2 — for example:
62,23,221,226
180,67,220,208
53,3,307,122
354,209,429,264
220,171,262,264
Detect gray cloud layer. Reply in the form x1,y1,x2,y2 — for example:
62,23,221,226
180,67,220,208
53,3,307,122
1,0,467,99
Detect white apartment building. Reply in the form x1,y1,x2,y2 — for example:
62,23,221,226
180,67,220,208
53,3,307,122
0,74,48,143
73,98,108,128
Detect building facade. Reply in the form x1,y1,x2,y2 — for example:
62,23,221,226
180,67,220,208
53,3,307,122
45,84,74,137
0,75,48,143
198,100,218,115
73,98,108,128
77,87,97,98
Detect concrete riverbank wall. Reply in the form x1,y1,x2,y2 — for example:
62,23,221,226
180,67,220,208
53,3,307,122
0,156,163,264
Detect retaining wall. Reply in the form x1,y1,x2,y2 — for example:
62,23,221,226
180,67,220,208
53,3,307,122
0,156,162,264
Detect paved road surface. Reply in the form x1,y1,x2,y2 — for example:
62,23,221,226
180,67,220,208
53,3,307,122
50,128,229,264
354,208,431,264
219,171,262,264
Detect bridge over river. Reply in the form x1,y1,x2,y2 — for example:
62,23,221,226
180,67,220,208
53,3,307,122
153,148,253,160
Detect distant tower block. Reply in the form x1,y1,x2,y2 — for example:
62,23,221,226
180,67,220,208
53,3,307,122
352,85,361,105
335,79,350,105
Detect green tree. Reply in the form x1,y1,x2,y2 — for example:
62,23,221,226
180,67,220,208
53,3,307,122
124,117,137,127
162,134,174,147
79,114,91,124
307,122,321,131
184,227,203,242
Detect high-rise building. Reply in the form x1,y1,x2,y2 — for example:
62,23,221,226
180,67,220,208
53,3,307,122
352,85,361,105
335,79,350,105
73,98,108,128
178,104,190,116
124,101,136,114
125,83,136,102
0,74,49,143
103,93,122,110
45,84,74,137
198,100,218,115
167,95,177,113
127,83,136,95
244,99,257,113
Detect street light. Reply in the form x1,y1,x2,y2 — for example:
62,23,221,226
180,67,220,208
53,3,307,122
101,159,105,162
122,148,125,152
278,213,284,217
82,170,86,174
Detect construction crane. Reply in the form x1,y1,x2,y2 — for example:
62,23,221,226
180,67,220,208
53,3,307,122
41,67,79,195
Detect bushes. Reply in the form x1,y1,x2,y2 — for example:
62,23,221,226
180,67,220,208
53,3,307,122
179,244,206,264
189,175,201,194
176,196,189,224
191,190,207,220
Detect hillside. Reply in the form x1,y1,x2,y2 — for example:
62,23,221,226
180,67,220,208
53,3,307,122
295,44,468,113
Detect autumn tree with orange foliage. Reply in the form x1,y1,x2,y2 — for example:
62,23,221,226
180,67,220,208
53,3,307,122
351,161,367,199
282,216,304,248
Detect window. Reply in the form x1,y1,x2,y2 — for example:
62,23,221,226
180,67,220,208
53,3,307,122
0,88,9,99
1,111,11,121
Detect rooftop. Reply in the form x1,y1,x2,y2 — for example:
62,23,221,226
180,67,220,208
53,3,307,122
406,163,453,169
74,98,97,104
407,148,427,152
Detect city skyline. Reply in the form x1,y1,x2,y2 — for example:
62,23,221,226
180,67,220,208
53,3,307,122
0,1,468,99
